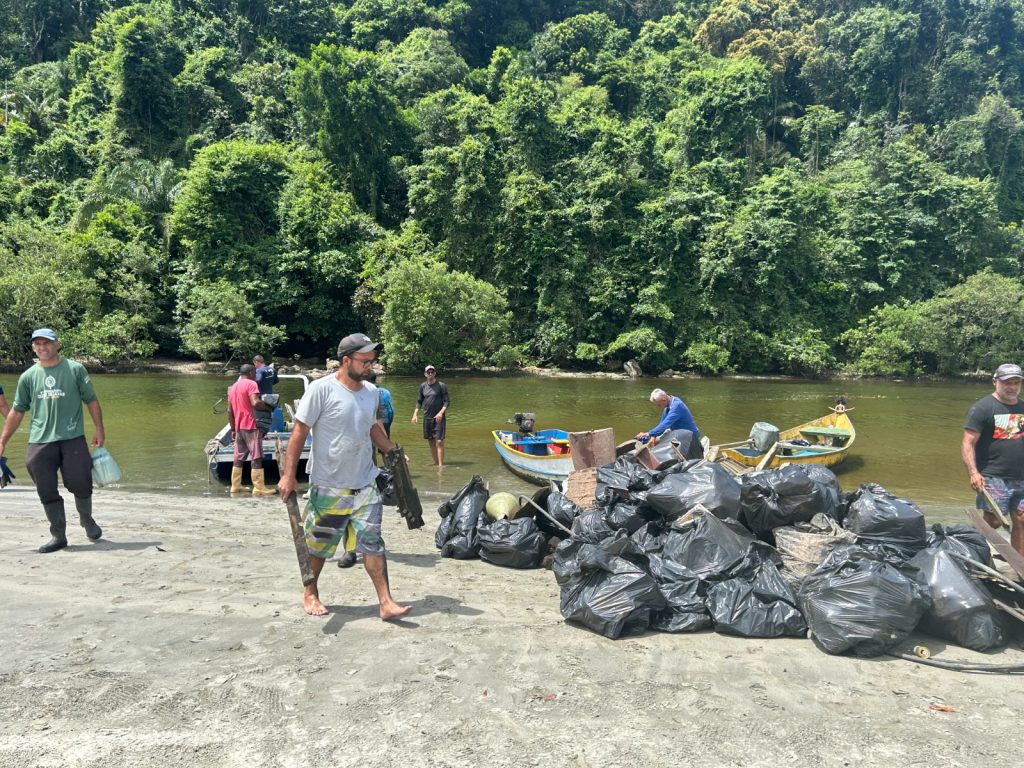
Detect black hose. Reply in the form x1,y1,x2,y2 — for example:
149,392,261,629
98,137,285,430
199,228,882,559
888,652,1024,674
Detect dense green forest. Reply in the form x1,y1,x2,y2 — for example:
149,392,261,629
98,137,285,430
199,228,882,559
2,0,1024,375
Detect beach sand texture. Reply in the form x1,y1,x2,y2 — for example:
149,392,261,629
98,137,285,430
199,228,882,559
1,488,1022,768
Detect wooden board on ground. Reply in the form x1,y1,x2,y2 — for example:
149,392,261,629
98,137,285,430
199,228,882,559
966,507,1024,581
564,467,599,509
569,428,616,470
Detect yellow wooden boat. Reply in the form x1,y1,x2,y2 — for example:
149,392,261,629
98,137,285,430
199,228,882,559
710,408,855,472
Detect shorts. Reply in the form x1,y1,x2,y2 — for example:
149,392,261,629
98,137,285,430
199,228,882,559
423,415,446,441
233,429,262,462
978,476,1024,518
303,483,384,560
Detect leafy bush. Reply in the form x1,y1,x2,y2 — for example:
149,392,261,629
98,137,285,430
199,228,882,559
683,341,730,374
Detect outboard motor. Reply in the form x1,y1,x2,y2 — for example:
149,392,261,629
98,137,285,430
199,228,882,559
511,412,536,435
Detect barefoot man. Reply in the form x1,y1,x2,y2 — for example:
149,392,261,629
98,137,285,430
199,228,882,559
277,333,411,619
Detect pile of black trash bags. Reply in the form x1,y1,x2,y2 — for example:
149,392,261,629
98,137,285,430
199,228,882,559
435,476,560,569
436,457,1011,655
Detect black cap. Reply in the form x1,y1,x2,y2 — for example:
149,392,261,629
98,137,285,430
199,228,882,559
337,333,382,359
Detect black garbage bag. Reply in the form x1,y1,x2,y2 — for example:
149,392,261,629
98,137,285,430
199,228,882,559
646,462,742,521
630,521,667,553
842,484,927,558
704,543,806,638
546,491,583,530
571,510,616,543
552,530,641,586
798,544,932,656
801,464,842,511
647,554,713,633
926,524,991,567
909,548,1006,651
434,514,453,550
605,501,652,534
435,475,489,559
704,542,806,637
478,516,548,569
662,512,755,580
740,465,840,532
559,548,667,639
375,467,398,506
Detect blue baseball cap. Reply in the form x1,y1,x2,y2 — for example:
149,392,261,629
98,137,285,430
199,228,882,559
31,328,58,342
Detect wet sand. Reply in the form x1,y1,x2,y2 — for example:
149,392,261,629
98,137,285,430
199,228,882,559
1,487,1022,767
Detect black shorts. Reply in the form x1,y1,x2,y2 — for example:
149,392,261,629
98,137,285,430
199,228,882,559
423,415,446,440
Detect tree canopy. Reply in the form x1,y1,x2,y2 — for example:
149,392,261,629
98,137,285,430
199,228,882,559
2,0,1024,374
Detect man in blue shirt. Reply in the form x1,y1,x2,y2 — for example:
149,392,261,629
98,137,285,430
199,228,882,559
253,355,278,396
636,388,701,445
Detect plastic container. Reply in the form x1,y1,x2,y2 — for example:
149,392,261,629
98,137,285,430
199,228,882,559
91,447,123,487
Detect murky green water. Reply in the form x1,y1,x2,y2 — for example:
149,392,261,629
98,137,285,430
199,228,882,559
0,372,992,521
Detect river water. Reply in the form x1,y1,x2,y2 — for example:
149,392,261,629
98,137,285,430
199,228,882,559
0,372,992,522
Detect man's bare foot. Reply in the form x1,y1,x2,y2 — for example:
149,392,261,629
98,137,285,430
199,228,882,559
303,592,329,616
380,601,412,621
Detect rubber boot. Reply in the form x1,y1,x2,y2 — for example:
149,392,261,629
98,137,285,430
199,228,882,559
230,466,246,494
251,468,277,496
76,496,102,541
40,501,68,553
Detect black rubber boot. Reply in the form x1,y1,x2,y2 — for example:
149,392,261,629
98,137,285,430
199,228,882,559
40,501,68,553
76,496,102,541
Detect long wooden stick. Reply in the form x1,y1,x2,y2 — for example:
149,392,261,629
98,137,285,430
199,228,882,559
949,551,1024,598
980,487,1012,529
755,442,780,471
518,494,573,536
276,437,315,586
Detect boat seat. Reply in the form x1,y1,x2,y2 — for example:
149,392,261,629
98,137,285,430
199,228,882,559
799,427,851,439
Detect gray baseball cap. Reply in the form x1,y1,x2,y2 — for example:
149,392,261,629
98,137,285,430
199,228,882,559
993,363,1023,380
337,333,382,358
31,328,58,342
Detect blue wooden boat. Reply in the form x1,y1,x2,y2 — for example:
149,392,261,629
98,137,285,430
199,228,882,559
492,428,574,485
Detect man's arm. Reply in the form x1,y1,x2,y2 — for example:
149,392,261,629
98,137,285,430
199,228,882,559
961,429,985,491
277,420,311,500
86,399,105,448
248,392,272,411
370,421,397,454
435,384,448,422
227,402,236,435
0,410,26,455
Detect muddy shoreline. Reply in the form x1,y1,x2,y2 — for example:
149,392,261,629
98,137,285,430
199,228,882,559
1,488,1022,767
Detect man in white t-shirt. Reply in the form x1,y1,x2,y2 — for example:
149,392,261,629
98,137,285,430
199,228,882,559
278,333,411,619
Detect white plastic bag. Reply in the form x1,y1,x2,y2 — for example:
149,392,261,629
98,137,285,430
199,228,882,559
91,447,123,487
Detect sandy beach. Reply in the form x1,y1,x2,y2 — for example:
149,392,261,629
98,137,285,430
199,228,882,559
1,486,1022,768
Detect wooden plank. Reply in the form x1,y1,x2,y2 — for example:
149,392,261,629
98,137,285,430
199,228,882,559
979,487,1012,529
569,428,616,470
965,507,1024,581
283,491,316,587
388,446,424,530
755,442,780,471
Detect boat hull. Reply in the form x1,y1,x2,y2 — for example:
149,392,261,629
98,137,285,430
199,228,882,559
493,429,574,485
716,411,855,471
206,425,311,481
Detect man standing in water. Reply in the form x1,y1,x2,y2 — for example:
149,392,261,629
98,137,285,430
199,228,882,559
0,329,106,552
411,365,448,468
962,363,1024,557
277,333,411,619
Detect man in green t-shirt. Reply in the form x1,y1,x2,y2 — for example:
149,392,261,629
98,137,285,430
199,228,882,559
0,328,107,553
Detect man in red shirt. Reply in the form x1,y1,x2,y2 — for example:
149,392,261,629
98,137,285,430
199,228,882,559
227,364,275,495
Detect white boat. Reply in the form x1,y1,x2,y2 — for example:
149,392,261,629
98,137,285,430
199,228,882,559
205,374,312,481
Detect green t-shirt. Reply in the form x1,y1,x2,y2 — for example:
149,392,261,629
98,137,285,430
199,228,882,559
13,358,98,444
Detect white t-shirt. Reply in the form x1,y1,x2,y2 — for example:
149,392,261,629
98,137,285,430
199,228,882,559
294,375,379,490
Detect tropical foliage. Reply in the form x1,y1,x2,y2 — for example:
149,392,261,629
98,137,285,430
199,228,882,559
1,0,1023,374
